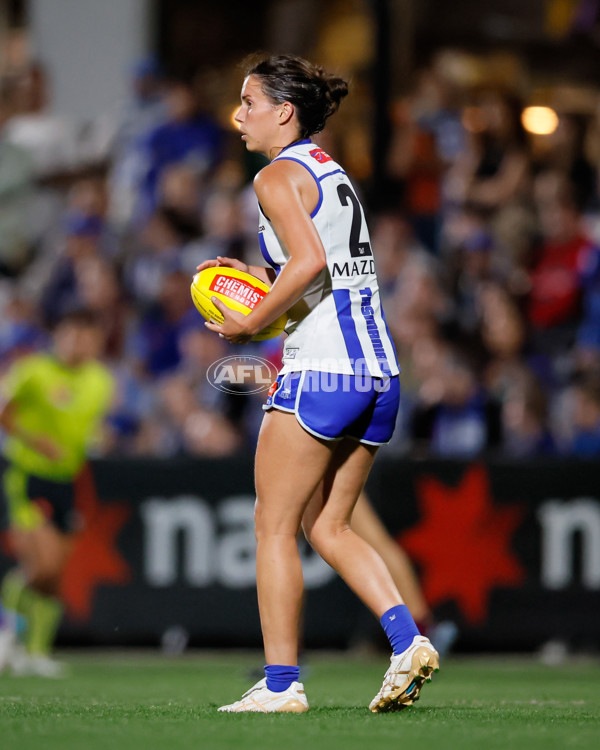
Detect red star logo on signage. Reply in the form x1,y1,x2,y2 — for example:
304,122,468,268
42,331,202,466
60,465,131,620
399,465,525,624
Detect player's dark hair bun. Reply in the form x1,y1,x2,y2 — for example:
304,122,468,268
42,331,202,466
245,54,349,138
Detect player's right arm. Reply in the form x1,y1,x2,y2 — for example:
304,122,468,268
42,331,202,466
0,360,64,461
0,398,64,461
196,256,277,287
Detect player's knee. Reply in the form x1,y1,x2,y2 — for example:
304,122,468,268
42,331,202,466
254,499,291,541
254,509,275,542
305,517,348,555
254,500,267,540
255,522,298,543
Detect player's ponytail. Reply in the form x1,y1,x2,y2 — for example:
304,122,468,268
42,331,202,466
315,68,349,126
245,54,349,138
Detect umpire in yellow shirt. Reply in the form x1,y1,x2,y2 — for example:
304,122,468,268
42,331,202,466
0,309,114,676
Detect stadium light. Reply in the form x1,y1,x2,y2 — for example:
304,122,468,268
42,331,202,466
521,106,559,136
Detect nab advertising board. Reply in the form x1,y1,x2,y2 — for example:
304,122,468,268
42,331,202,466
1,457,599,651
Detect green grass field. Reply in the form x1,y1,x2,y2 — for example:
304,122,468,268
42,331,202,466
0,651,598,750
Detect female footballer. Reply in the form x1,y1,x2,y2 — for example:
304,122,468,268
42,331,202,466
200,54,439,713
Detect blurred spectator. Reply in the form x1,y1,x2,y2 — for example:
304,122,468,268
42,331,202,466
411,348,502,458
67,178,110,227
542,112,597,212
134,71,224,223
19,176,116,307
158,163,202,228
527,170,588,357
385,251,451,344
101,363,157,457
180,189,245,274
0,293,47,370
238,180,266,267
2,62,80,177
176,325,275,444
383,324,447,455
369,212,421,301
131,269,202,377
176,327,232,405
156,375,241,457
479,282,552,396
446,89,530,213
109,57,168,228
387,99,443,253
446,209,504,337
574,240,600,370
40,211,106,325
0,79,35,277
412,58,466,165
501,375,556,458
66,178,118,256
124,208,188,305
568,375,600,457
385,62,466,253
444,89,534,264
112,57,167,158
74,256,132,361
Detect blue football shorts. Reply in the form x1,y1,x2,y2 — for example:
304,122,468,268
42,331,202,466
263,370,400,445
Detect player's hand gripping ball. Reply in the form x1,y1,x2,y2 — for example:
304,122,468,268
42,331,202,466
191,266,287,341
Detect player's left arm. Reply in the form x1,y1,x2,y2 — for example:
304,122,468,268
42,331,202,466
205,160,326,343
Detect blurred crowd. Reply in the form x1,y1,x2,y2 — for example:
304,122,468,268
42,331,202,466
2,54,600,461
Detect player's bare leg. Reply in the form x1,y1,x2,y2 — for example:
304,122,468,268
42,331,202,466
351,493,458,657
254,410,334,666
219,410,333,712
302,440,439,711
351,492,431,624
302,441,400,617
221,416,439,714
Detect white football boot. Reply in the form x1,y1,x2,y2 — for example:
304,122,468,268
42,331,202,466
218,678,309,713
16,654,66,679
369,635,439,712
8,645,65,678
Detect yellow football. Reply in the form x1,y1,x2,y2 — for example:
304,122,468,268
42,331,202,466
190,266,287,341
